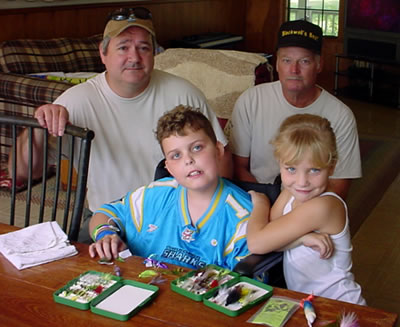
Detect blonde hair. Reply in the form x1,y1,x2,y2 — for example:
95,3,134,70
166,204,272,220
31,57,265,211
271,114,338,169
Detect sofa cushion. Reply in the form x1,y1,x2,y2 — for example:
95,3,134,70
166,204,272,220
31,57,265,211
0,34,104,74
154,48,272,120
0,72,72,107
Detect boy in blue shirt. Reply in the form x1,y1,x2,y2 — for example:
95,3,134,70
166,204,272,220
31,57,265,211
88,105,252,270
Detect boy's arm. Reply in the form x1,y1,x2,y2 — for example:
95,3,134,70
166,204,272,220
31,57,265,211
88,212,127,260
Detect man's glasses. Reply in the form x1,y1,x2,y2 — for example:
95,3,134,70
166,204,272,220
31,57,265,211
107,7,152,22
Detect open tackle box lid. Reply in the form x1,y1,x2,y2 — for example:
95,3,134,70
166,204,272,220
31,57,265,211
53,270,159,321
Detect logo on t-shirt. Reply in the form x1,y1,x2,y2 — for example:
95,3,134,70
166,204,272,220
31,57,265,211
147,224,158,232
181,227,195,243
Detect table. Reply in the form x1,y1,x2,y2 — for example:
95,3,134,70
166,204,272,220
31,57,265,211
0,223,397,326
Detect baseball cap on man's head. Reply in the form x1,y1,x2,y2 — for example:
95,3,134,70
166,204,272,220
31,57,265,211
103,7,155,39
277,20,322,53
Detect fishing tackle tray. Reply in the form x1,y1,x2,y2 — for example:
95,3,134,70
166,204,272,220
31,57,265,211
171,265,273,316
53,270,159,321
203,276,273,317
170,264,239,301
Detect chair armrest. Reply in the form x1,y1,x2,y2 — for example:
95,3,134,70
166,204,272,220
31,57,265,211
233,252,283,278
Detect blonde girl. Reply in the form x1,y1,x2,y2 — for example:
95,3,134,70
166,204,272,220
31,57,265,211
248,113,365,305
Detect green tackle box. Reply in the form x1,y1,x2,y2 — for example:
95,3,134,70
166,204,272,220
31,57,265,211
170,264,239,301
203,276,274,317
53,270,159,321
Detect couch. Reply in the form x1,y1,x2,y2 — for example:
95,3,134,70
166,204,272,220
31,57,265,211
0,34,104,161
0,34,273,162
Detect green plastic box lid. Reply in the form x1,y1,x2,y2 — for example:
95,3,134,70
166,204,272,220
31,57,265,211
53,270,158,321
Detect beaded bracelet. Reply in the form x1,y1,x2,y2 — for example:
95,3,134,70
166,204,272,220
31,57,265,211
91,223,120,242
95,229,117,242
107,217,126,239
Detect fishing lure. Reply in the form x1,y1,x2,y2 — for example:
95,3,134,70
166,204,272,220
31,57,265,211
148,274,168,285
338,312,360,327
225,285,242,305
322,312,360,327
139,269,158,278
300,294,316,327
210,285,230,305
177,266,233,295
143,255,168,269
114,264,121,277
98,257,114,265
58,272,117,303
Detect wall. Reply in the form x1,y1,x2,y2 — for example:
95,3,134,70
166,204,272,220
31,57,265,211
0,0,247,48
0,0,345,92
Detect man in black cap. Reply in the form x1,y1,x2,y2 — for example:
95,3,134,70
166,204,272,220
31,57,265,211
230,19,361,199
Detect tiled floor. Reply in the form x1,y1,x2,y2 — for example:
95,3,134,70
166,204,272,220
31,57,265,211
342,97,400,325
0,96,399,324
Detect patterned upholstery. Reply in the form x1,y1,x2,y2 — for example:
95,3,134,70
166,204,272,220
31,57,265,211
154,48,273,120
0,34,104,160
0,34,104,74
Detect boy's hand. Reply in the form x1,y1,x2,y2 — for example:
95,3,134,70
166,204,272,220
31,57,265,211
301,232,334,259
88,234,127,260
248,190,270,207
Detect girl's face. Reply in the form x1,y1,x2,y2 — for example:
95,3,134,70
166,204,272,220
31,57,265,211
280,150,334,204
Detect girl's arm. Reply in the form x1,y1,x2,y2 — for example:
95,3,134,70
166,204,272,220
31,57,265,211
246,191,271,238
269,189,333,257
247,190,345,254
275,232,334,259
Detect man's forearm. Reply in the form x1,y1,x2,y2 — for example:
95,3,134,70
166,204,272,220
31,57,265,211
219,146,233,179
8,128,45,183
232,154,258,182
329,178,351,199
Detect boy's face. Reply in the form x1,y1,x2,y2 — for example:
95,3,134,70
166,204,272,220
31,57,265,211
162,127,224,195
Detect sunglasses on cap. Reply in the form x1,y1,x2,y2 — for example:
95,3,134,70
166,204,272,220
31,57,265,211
107,7,152,22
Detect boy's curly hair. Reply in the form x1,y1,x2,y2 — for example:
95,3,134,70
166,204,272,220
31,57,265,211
156,105,217,147
271,113,338,169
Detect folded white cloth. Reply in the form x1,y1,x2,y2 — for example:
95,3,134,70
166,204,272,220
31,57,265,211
0,221,78,270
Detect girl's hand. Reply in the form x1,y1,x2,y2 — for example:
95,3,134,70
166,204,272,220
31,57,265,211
88,234,127,260
301,232,334,259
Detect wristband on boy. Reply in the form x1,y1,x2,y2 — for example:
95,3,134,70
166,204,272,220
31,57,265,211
107,217,126,239
91,223,120,242
95,229,117,242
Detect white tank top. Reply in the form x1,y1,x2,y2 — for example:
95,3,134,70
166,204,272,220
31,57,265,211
283,192,366,305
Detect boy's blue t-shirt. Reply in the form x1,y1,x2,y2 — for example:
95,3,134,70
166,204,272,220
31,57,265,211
96,177,252,270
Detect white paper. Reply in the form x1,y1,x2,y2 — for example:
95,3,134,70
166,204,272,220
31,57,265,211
95,285,154,315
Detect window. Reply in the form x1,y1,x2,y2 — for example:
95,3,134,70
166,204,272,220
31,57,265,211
287,0,340,36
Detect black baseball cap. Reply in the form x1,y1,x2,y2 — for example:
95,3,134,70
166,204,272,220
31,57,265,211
277,20,323,53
